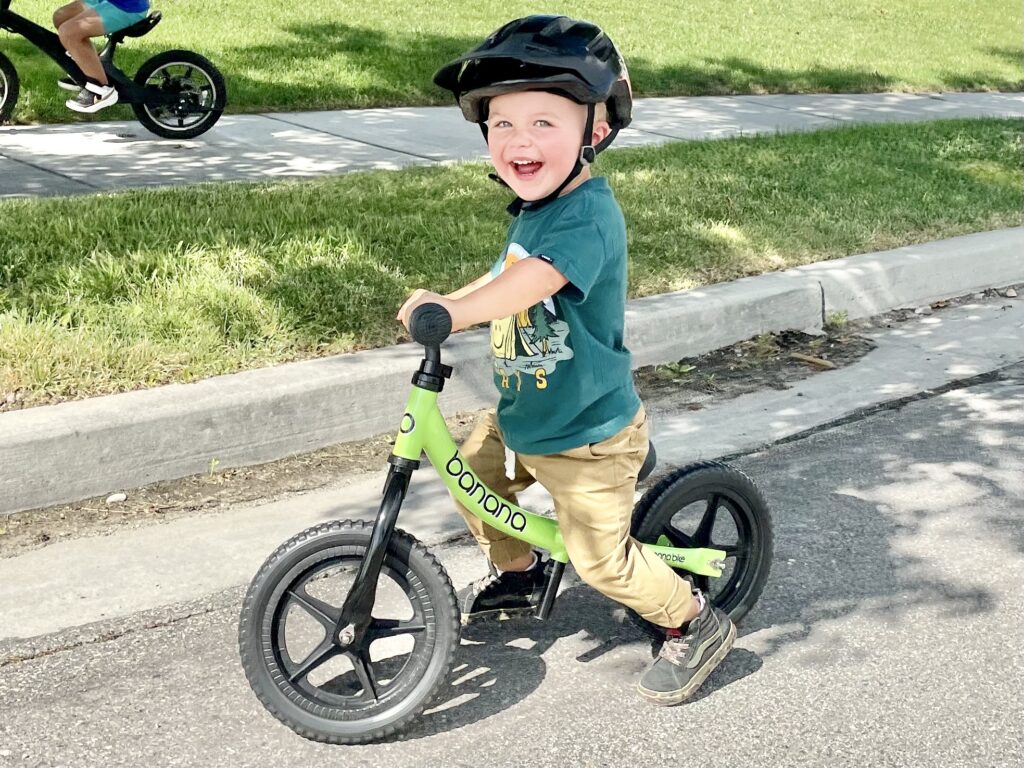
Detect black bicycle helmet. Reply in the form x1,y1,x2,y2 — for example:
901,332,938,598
433,15,633,214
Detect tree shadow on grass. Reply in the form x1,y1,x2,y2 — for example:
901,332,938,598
627,55,896,96
216,23,479,111
6,19,1022,124
949,47,1024,91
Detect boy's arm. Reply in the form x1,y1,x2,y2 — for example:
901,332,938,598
450,258,567,329
397,271,491,328
397,258,568,333
444,271,493,300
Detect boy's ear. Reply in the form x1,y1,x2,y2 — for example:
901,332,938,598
590,119,612,147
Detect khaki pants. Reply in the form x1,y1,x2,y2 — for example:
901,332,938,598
452,407,694,628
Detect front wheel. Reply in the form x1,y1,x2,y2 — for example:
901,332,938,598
238,520,460,744
629,461,774,639
131,49,226,139
0,52,20,125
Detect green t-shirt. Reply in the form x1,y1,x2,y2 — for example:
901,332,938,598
489,177,641,455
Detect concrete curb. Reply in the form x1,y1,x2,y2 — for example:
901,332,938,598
2,227,1021,515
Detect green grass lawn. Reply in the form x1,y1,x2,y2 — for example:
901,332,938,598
1,118,1021,407
1,0,1021,124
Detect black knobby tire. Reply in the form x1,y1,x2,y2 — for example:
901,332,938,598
0,52,20,125
238,520,460,744
629,461,773,639
131,49,226,139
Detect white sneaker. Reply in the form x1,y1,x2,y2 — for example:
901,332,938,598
66,81,119,113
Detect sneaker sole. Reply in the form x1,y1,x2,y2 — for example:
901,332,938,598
66,92,119,114
460,606,537,626
636,620,737,706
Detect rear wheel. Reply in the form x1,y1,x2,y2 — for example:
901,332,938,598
238,520,460,744
629,461,773,639
131,49,225,139
0,52,20,124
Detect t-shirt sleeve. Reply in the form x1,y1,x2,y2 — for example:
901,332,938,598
535,217,609,303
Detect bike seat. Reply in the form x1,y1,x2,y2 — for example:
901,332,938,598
108,11,161,43
638,440,657,482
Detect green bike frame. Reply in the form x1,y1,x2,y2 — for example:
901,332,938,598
392,386,726,579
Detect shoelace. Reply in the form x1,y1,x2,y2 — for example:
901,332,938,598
470,573,498,597
660,632,692,664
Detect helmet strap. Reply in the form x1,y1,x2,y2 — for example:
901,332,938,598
594,126,619,154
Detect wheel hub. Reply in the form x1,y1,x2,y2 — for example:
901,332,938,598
337,623,357,647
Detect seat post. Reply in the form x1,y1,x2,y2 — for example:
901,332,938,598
98,36,117,61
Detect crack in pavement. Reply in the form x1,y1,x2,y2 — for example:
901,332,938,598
718,361,1022,463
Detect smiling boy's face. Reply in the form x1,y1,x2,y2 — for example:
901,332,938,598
485,90,610,201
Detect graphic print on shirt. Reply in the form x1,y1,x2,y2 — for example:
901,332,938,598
491,243,573,391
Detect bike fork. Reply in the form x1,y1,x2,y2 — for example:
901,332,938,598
335,458,415,647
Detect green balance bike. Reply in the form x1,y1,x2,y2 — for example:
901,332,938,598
238,303,774,744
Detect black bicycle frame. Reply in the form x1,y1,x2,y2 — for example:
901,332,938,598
0,3,173,106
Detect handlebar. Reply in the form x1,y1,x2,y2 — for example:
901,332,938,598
408,303,452,347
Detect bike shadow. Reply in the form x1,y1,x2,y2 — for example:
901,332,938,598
386,577,761,742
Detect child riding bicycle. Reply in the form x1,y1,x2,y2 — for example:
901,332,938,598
397,15,735,705
51,0,149,112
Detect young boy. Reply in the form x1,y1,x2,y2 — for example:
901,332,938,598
397,15,735,706
52,0,150,113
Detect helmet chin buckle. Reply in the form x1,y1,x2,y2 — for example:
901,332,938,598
580,145,596,165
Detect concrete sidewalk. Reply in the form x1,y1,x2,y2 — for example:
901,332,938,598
2,91,1023,197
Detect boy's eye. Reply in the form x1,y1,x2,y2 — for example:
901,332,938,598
493,120,512,128
535,119,552,127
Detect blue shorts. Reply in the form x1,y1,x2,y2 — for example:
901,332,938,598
83,0,149,34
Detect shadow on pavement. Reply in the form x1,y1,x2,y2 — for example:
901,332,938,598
387,577,764,741
730,369,1022,655
373,367,1023,742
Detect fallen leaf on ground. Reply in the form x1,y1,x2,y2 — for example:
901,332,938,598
789,352,837,369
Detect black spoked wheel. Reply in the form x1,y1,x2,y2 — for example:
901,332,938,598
131,49,226,139
629,461,773,638
0,52,20,125
238,521,460,744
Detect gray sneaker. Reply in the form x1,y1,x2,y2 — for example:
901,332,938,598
637,594,736,705
66,82,118,114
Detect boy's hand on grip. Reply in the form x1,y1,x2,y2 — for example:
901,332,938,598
398,289,448,332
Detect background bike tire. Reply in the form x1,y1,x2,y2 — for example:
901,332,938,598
131,49,226,139
0,52,20,124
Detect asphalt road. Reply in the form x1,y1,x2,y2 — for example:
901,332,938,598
1,365,1021,768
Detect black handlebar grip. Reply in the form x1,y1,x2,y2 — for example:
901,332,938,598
409,303,453,347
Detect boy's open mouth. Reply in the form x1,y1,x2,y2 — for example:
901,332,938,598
511,159,543,179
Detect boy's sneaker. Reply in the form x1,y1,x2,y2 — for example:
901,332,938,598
637,593,736,706
66,82,118,113
57,76,82,92
458,558,546,625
